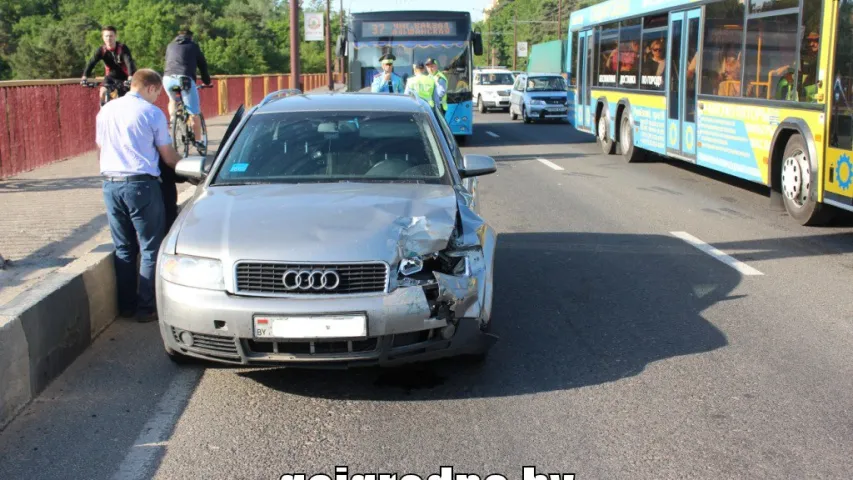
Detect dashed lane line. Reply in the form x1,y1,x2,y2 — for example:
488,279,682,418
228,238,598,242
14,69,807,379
670,231,764,276
537,158,565,171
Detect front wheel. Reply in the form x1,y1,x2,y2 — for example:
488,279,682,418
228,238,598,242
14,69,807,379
522,105,531,124
780,134,834,225
478,96,486,114
510,104,518,120
196,114,208,157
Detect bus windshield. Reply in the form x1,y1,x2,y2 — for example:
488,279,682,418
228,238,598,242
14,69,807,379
351,41,471,94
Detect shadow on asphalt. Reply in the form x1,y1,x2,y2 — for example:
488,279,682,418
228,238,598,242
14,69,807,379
239,232,736,399
471,119,595,146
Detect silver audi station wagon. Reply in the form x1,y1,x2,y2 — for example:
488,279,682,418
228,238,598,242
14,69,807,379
157,91,499,367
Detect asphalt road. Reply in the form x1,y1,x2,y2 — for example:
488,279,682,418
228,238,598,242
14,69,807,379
3,110,853,480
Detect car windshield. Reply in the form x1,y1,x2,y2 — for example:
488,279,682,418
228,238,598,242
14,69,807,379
479,73,514,85
526,76,567,92
212,111,449,185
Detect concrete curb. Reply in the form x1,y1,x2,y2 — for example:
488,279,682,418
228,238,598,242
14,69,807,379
0,186,197,430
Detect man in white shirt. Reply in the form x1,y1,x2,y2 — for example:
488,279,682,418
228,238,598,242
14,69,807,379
97,68,182,322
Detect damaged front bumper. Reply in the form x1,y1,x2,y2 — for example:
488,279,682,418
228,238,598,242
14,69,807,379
157,257,497,368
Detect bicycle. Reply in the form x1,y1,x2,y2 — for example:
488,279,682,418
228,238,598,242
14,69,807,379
168,77,213,158
81,79,130,107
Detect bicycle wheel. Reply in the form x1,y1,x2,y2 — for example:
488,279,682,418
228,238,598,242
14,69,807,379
172,113,190,158
196,114,208,157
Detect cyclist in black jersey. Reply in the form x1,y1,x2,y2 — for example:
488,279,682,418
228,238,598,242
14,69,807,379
81,26,137,105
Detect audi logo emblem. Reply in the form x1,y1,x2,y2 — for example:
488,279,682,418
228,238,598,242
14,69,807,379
282,269,341,291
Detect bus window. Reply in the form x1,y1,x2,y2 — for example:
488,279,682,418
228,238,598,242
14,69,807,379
641,31,667,91
597,23,619,87
744,13,798,100
748,0,798,13
685,17,700,123
701,0,745,96
796,0,823,103
570,30,579,87
830,0,853,150
618,20,641,89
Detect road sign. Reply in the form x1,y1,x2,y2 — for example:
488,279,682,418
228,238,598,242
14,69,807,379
305,12,324,41
517,41,528,58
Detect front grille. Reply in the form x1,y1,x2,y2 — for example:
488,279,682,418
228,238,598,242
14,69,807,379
544,97,567,105
172,328,240,359
246,338,379,355
235,262,388,295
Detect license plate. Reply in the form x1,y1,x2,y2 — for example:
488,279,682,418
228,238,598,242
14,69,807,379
254,315,367,339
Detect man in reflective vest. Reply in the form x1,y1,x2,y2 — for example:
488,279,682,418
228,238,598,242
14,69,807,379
404,62,435,107
425,57,448,115
371,53,405,93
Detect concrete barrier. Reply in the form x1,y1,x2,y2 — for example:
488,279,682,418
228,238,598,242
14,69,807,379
0,245,116,429
0,187,196,429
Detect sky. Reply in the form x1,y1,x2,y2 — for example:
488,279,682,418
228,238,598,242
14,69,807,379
341,0,491,22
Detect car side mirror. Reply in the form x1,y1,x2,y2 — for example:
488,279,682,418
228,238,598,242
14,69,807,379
460,154,496,178
175,155,207,181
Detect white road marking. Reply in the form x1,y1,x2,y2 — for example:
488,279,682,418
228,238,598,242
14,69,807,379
110,368,202,480
486,130,500,138
670,231,764,276
537,158,565,171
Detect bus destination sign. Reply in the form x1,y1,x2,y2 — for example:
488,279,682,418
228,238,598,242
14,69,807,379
361,21,457,37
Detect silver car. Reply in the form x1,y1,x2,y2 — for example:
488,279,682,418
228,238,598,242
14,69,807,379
157,92,499,367
509,72,570,123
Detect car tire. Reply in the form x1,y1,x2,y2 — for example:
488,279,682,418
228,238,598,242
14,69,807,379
478,96,486,114
619,113,646,163
510,106,518,120
780,134,834,226
522,105,531,124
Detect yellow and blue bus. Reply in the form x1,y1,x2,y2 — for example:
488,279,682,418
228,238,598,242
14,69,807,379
567,0,853,225
343,11,483,142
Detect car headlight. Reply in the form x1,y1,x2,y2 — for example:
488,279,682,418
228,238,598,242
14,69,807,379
530,99,545,105
160,253,225,290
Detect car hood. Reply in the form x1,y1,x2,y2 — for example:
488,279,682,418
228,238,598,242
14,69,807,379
478,85,513,94
526,91,568,99
175,182,460,265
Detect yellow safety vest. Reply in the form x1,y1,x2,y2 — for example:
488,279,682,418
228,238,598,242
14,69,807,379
407,74,435,107
432,71,448,110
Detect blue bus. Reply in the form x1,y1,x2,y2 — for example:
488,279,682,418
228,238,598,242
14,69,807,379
566,0,852,226
341,10,483,142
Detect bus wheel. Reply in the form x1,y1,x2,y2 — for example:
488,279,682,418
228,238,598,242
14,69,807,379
620,114,645,163
597,114,616,155
780,134,834,226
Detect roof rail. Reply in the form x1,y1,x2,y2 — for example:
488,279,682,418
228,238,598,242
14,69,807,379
258,88,302,107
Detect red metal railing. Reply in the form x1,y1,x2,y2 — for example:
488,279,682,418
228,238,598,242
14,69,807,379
0,73,341,178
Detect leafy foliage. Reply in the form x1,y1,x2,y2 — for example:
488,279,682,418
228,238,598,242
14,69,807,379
0,0,345,79
474,0,604,70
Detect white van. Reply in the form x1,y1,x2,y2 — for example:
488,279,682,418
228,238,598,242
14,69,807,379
472,67,515,114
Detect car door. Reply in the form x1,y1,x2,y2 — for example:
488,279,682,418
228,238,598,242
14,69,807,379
433,104,481,212
203,104,245,183
511,75,525,113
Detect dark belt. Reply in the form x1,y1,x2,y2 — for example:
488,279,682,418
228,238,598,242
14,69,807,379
104,174,160,183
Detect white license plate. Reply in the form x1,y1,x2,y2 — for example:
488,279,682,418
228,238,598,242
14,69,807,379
253,315,367,339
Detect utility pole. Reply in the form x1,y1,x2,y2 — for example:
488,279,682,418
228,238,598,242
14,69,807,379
290,0,302,91
326,0,333,90
558,0,563,42
339,0,345,85
513,4,517,71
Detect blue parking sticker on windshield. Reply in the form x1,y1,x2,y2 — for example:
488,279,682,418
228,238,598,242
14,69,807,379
230,163,249,173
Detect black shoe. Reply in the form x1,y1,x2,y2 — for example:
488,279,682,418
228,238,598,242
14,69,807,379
137,311,159,323
118,309,136,319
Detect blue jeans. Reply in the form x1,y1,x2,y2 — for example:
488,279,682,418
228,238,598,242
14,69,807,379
102,179,165,314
